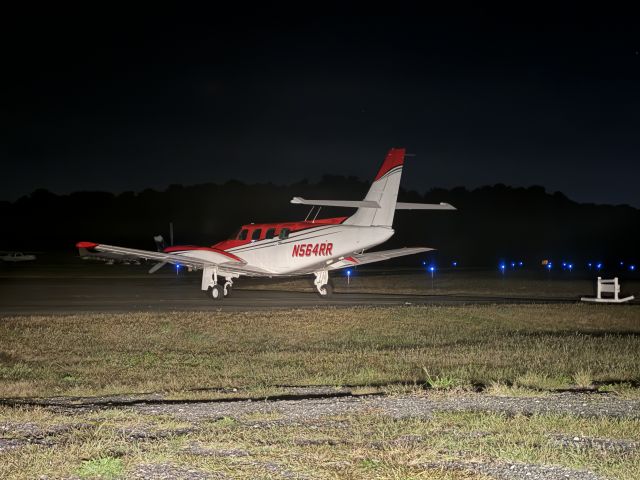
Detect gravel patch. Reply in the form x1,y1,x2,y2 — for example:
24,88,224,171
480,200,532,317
183,442,252,457
117,425,198,441
550,433,639,453
134,392,640,423
0,422,88,439
421,460,605,480
131,463,224,479
0,437,27,452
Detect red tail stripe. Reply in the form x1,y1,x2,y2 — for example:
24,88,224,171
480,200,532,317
373,148,405,181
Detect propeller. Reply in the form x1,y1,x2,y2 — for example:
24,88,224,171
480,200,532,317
148,223,173,274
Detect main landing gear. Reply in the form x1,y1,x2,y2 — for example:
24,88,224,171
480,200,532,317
314,270,333,297
202,267,235,301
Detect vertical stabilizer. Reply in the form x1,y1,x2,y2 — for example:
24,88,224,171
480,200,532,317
344,148,405,227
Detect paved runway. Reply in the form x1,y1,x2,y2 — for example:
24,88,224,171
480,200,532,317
0,274,577,314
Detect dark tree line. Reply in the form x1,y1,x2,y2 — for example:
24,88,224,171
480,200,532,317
1,177,638,267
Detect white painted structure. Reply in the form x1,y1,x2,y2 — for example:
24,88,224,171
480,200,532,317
581,277,634,303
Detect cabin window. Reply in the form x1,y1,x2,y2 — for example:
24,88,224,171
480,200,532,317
265,228,276,239
237,229,248,240
251,228,262,241
279,228,290,240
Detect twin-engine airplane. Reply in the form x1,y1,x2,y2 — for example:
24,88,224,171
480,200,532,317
76,148,456,300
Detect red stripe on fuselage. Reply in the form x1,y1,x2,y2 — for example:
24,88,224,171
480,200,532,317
163,246,243,262
212,217,348,251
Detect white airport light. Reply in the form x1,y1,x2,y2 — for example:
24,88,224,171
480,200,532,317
587,262,592,268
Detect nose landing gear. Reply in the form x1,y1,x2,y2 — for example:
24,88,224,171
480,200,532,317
202,267,231,301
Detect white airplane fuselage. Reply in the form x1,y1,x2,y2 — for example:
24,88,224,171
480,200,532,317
170,224,394,276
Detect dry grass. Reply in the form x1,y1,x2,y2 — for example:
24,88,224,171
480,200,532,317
0,304,638,398
0,405,638,479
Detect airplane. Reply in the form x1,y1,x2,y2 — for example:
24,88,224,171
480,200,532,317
0,251,37,262
76,148,456,300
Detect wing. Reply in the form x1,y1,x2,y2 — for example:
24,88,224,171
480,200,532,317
75,242,269,276
326,247,434,271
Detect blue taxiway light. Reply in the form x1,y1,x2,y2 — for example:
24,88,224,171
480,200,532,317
518,261,523,266
510,262,516,268
587,262,592,268
630,265,636,271
452,261,458,267
429,266,436,272
346,269,352,276
422,261,426,266
546,263,552,270
596,263,603,270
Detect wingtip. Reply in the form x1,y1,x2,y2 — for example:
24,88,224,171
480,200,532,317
76,241,98,249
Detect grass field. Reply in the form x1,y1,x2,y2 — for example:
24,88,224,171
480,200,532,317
1,405,639,479
1,304,638,398
1,304,640,479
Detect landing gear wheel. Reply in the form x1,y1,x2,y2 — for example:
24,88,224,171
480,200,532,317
210,284,223,301
316,281,334,298
223,283,232,297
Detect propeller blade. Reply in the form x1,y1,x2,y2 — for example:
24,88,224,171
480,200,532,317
148,262,167,274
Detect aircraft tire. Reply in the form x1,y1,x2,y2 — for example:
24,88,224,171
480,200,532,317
210,284,223,301
224,285,232,297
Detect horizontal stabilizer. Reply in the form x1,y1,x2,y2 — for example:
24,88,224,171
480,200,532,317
291,197,380,208
395,202,456,210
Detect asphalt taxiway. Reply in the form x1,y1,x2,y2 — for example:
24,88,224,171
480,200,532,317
0,274,579,314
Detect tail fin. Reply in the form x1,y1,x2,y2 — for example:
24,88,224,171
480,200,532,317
344,148,405,227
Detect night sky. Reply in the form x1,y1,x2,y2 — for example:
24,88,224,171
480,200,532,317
2,6,639,206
